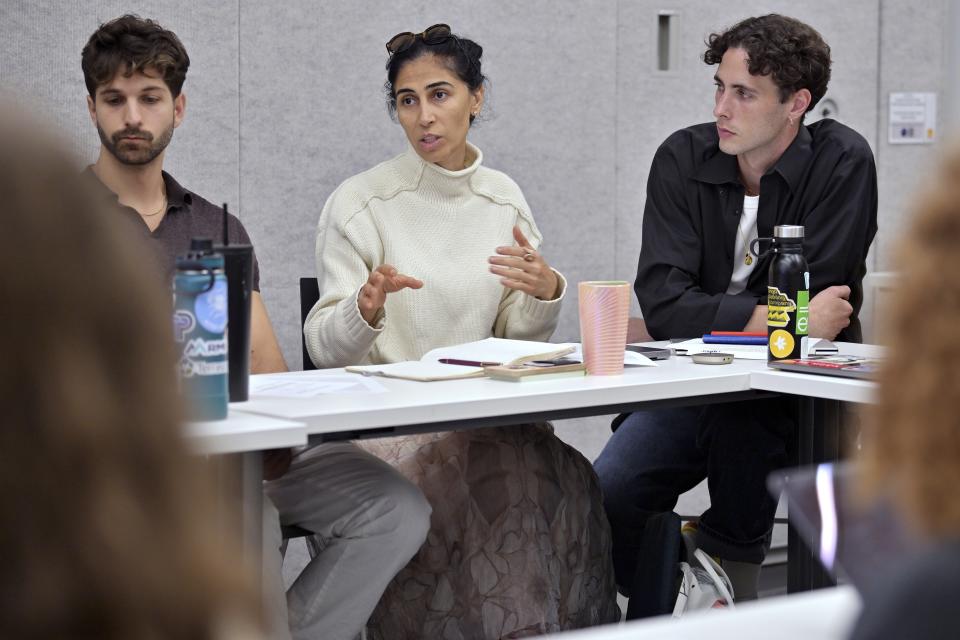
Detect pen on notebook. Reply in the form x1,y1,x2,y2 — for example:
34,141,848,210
438,358,501,367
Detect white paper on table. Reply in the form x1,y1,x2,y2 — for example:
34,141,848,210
422,337,578,364
567,345,658,367
250,374,388,397
670,338,767,360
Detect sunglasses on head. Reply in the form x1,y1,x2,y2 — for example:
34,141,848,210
385,23,453,55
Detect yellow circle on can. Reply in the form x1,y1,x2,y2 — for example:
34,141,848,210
769,329,795,359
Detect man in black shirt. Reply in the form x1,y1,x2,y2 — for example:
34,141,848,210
595,14,877,601
82,16,430,640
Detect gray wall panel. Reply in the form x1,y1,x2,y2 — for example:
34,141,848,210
875,0,947,269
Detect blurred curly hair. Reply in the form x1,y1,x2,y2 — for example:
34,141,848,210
704,14,831,113
861,142,960,537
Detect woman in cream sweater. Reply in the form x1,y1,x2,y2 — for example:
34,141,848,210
304,25,618,639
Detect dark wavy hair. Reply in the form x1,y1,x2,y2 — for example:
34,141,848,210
704,14,831,112
82,14,190,98
385,27,485,124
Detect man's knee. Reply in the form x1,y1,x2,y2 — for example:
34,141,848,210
594,454,634,521
375,475,431,555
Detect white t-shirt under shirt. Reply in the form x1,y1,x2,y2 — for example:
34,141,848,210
726,194,760,295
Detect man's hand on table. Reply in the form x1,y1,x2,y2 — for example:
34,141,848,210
809,285,852,340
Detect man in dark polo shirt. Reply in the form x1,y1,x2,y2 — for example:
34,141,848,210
81,29,284,375
595,14,877,602
81,16,431,640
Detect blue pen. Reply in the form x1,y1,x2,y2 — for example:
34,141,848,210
701,334,768,346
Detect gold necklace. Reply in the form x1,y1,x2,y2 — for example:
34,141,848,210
737,205,755,266
140,186,168,218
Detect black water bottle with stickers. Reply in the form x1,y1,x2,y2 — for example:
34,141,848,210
751,225,809,362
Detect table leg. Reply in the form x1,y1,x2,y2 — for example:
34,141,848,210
240,450,264,588
213,451,264,591
787,397,841,593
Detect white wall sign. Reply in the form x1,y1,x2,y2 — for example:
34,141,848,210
889,92,937,144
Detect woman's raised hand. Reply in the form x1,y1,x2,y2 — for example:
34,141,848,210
359,264,423,325
488,226,560,300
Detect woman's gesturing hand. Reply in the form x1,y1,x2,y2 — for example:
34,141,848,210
488,226,560,300
359,264,423,325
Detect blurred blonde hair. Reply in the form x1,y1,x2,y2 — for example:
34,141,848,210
0,108,259,638
861,141,960,537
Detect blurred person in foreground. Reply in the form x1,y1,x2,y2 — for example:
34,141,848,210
0,109,262,639
851,142,960,639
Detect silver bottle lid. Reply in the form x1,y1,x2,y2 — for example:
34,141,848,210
774,225,804,239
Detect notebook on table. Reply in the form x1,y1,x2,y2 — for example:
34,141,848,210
768,354,883,380
345,338,576,382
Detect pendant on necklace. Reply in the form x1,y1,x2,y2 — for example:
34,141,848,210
744,254,753,266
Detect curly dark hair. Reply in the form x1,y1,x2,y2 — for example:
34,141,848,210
704,14,831,112
82,14,190,98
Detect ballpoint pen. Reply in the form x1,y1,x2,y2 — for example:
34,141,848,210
437,358,501,367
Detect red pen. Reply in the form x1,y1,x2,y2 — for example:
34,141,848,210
710,331,767,337
438,358,501,367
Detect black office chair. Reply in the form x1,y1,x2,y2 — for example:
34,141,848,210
299,276,320,371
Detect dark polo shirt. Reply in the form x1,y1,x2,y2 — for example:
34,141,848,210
85,168,261,291
636,119,877,341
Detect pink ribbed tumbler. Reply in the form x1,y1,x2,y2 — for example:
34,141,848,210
578,281,630,375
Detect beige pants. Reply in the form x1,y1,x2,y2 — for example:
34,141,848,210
262,442,431,640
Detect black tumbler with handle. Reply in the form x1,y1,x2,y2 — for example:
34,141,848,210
217,202,254,402
217,244,253,401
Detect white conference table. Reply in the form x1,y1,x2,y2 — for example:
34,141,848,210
184,408,308,455
234,341,878,592
537,585,861,640
234,352,771,440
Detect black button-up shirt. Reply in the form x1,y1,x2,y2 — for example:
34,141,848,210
85,168,260,291
636,119,877,341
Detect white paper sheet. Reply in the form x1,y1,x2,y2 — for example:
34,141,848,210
567,345,658,367
422,337,577,365
345,361,483,381
249,374,388,397
669,338,767,360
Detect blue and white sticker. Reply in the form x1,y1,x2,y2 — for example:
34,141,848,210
195,279,228,334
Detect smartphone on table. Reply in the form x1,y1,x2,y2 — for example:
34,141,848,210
625,344,672,360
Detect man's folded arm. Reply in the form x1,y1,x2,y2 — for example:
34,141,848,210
635,144,760,339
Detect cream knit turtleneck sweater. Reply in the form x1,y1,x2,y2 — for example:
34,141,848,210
304,143,566,368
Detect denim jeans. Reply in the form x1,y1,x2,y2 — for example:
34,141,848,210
594,398,794,588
